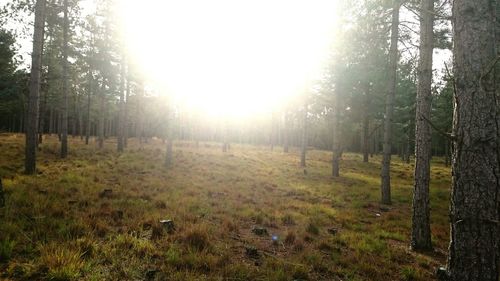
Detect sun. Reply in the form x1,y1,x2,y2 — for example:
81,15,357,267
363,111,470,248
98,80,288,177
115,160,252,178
117,0,340,119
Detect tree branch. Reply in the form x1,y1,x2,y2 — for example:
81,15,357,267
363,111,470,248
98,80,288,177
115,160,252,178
420,113,456,141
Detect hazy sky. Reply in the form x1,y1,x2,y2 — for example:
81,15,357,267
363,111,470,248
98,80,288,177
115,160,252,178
1,0,450,118
116,0,341,117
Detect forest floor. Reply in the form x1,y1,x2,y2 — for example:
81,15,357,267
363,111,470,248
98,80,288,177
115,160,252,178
0,133,451,281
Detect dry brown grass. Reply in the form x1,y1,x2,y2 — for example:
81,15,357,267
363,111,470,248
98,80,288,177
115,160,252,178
0,133,451,280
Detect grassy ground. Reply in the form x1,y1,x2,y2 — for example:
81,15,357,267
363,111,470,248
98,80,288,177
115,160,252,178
0,133,451,281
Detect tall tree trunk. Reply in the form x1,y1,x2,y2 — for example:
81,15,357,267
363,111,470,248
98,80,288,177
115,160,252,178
25,0,46,174
300,101,308,168
49,106,53,135
165,107,173,167
38,85,47,145
85,68,92,145
97,81,105,149
222,121,229,152
411,0,433,251
71,96,77,138
78,99,83,140
332,92,341,177
362,83,370,163
445,0,499,280
405,129,411,163
60,0,69,158
380,0,400,205
124,63,130,148
270,113,275,151
117,56,125,152
283,109,289,153
138,81,145,144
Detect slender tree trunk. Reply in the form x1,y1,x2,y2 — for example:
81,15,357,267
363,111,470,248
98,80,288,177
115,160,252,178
283,110,289,153
21,113,24,134
380,0,400,205
71,96,77,138
38,84,47,145
300,101,308,167
222,121,229,152
270,113,275,151
60,0,69,158
405,130,411,163
85,69,92,145
48,106,53,135
117,56,125,152
78,100,83,140
362,83,370,163
25,0,46,174
445,0,499,280
332,93,341,177
138,81,145,144
124,63,130,148
411,0,433,251
165,107,173,167
97,81,105,149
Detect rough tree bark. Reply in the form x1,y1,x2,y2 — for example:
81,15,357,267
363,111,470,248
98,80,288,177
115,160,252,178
411,0,433,251
25,0,46,174
444,0,500,280
380,0,400,205
60,0,69,158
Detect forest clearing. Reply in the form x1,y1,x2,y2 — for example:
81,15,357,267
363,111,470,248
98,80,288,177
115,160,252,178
1,0,499,279
0,134,450,280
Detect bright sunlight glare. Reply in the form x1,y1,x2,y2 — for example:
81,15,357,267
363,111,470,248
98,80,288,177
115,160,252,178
116,0,339,118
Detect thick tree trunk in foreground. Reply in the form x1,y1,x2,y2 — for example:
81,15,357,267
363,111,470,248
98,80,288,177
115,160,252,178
411,0,433,251
60,0,69,158
445,0,499,280
25,0,46,174
380,0,400,205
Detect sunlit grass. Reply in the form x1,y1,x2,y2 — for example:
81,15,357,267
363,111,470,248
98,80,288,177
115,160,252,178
0,133,450,280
